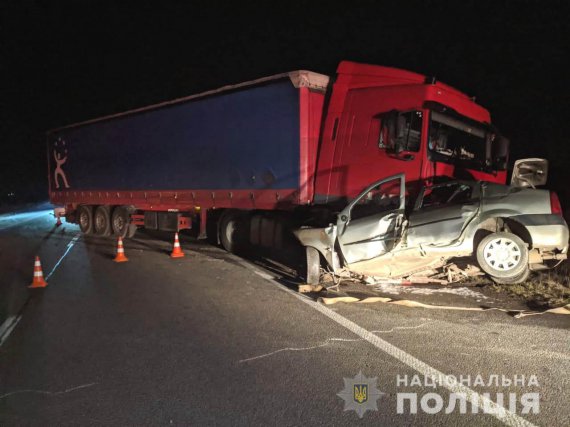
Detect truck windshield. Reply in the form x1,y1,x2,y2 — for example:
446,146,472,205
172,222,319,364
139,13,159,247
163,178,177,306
428,111,489,171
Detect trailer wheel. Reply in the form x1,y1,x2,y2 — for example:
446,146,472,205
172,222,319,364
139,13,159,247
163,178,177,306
126,224,138,238
476,232,529,284
78,205,93,234
219,210,249,254
93,205,112,236
111,206,133,238
305,246,321,285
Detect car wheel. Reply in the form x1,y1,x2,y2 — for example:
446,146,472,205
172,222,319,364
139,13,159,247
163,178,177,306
78,205,93,234
476,232,529,284
305,246,321,285
93,205,112,236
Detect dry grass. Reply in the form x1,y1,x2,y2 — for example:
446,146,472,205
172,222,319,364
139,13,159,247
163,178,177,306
491,261,570,309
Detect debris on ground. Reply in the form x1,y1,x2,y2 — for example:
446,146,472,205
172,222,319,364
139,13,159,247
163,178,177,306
313,259,570,312
371,282,488,299
323,261,484,288
445,263,485,282
298,284,324,293
316,295,570,318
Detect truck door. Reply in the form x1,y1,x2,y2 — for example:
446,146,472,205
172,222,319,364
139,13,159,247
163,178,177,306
327,86,425,199
336,174,406,264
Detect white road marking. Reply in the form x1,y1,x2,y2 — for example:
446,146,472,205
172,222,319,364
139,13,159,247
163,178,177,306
0,382,97,400
236,258,537,427
45,234,81,281
253,270,274,280
0,315,22,347
0,233,81,348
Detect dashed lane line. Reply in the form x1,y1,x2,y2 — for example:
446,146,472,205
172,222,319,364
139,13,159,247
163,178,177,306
0,233,81,348
45,234,81,281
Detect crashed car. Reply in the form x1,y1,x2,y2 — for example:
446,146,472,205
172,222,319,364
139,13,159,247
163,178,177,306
295,161,569,285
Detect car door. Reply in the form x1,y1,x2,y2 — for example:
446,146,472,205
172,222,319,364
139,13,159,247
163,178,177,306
406,181,480,246
336,174,406,264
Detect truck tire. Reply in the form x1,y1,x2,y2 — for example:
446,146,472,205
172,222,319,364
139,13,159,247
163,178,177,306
126,224,138,239
78,205,94,234
111,206,132,238
206,209,222,245
93,205,112,236
305,246,321,285
219,210,249,254
476,232,529,284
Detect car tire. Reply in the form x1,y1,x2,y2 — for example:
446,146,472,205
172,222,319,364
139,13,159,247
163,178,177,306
78,205,94,234
93,205,112,236
491,267,531,285
476,232,529,284
219,210,249,254
305,246,321,285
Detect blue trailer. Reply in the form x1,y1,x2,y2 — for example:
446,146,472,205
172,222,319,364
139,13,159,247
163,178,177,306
48,71,329,247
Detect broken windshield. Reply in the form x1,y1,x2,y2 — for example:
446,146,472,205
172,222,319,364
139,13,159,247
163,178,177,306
427,111,490,171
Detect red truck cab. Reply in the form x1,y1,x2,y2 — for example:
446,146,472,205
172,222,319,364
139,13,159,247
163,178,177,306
313,61,508,203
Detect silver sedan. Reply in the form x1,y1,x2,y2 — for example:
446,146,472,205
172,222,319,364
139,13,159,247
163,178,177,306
295,167,568,285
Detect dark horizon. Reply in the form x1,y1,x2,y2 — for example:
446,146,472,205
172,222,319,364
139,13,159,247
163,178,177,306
2,1,569,205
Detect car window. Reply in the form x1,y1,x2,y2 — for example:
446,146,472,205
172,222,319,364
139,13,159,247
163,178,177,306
420,183,472,209
351,179,402,220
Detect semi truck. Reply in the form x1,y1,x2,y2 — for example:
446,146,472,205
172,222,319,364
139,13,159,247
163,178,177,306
48,61,568,284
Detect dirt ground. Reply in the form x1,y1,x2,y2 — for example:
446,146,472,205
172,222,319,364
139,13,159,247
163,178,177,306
489,260,570,309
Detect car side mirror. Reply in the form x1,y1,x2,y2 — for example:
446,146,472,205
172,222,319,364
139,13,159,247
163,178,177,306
511,158,548,188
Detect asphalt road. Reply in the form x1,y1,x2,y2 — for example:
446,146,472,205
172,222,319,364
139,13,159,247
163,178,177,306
0,208,568,426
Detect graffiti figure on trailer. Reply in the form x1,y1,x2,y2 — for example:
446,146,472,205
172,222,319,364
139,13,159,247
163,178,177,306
54,138,70,189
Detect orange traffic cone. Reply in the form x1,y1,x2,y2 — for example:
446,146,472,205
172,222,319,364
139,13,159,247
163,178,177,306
170,232,185,258
114,237,129,262
56,214,62,227
29,256,48,288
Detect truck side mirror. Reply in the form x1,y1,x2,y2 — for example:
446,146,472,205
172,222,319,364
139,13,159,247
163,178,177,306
491,135,509,170
379,111,396,151
393,115,407,153
396,115,406,139
379,111,412,155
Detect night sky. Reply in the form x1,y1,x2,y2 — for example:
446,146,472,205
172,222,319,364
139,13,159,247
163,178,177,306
2,1,569,205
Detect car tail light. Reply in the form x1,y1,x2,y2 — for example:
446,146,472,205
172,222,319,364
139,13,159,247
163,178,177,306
550,191,563,216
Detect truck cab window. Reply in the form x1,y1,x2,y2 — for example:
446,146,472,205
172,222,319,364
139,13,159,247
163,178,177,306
378,110,422,153
427,111,489,171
